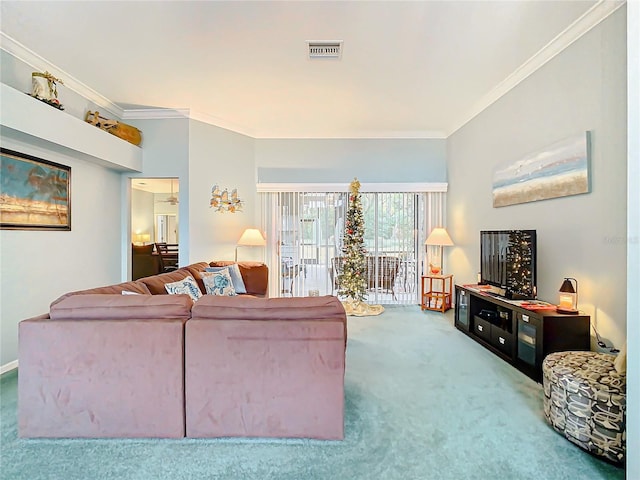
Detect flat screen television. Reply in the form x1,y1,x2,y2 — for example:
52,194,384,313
480,230,537,300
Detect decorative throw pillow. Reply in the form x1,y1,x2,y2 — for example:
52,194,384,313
614,342,627,375
164,275,202,302
205,264,247,294
202,268,237,296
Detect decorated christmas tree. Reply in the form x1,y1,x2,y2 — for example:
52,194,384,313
338,178,368,301
506,230,535,298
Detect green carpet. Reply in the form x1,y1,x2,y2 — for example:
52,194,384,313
0,306,624,480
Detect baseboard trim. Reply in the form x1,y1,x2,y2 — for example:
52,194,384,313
1,360,18,375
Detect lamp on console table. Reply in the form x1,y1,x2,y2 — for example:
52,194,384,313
425,227,454,275
133,233,151,246
235,228,266,262
557,277,579,314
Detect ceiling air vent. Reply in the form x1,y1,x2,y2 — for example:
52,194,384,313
308,41,342,59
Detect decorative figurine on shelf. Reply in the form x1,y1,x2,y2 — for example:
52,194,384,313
85,111,142,146
29,71,64,110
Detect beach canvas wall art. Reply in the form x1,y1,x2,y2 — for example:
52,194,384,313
492,132,591,208
1,149,71,230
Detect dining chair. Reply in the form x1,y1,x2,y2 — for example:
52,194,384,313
155,243,179,272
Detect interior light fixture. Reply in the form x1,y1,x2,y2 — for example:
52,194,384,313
557,277,579,314
425,227,454,274
133,233,151,245
235,228,266,261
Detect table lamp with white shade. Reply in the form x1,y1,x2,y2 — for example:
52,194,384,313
425,227,454,275
133,233,151,245
235,228,266,261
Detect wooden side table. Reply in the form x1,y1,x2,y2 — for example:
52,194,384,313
421,274,453,312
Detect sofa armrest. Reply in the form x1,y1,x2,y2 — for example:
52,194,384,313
50,280,151,307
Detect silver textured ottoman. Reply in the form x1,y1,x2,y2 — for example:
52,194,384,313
542,351,626,465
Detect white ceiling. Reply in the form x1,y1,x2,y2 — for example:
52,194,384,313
0,1,615,138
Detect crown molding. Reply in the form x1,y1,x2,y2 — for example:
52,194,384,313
188,110,256,137
252,130,447,139
0,32,124,119
122,107,446,139
447,0,626,136
122,107,257,137
257,182,448,193
121,108,191,120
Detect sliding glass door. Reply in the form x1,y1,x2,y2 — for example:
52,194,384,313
360,192,421,304
261,189,444,305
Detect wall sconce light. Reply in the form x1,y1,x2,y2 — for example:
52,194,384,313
210,185,243,213
235,228,266,261
425,227,454,274
557,277,579,314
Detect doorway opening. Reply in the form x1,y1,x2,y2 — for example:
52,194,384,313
131,178,179,279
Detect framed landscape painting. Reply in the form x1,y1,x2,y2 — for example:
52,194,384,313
0,148,71,230
492,132,591,208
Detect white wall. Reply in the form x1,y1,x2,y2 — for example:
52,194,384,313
0,137,123,366
188,120,256,262
626,1,639,476
255,138,447,183
447,9,627,350
125,119,256,265
131,188,155,242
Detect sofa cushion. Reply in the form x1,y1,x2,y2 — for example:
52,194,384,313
19,315,186,438
205,263,247,294
192,295,346,322
164,276,203,302
201,268,237,296
209,261,268,296
49,294,193,320
138,269,192,295
185,296,347,440
191,295,347,347
614,343,627,374
50,280,151,307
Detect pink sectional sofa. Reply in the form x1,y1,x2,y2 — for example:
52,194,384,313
19,294,191,438
18,261,347,440
186,295,347,439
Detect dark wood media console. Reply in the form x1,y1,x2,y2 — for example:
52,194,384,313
454,285,591,382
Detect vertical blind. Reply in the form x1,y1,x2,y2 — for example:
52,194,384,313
259,188,446,304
